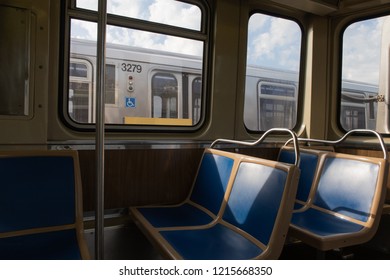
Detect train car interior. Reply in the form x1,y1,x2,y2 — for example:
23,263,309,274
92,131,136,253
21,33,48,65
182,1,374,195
1,0,390,260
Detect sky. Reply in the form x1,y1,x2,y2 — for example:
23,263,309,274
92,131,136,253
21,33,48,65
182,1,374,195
247,13,302,72
74,0,390,86
342,16,388,85
72,0,203,56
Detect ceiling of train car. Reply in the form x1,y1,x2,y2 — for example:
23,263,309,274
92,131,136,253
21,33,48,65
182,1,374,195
269,0,390,16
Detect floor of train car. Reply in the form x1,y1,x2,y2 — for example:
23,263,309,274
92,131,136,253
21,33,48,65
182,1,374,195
84,211,390,260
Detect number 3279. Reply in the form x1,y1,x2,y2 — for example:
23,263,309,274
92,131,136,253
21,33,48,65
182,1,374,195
121,63,142,73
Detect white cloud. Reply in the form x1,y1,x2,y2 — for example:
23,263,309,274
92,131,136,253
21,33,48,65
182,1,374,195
104,26,203,56
342,17,386,84
71,19,97,41
149,0,201,30
107,0,150,20
248,15,301,71
76,0,98,11
71,0,202,56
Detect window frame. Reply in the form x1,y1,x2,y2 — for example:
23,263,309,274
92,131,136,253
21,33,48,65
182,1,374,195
338,14,389,133
61,0,210,132
243,10,304,133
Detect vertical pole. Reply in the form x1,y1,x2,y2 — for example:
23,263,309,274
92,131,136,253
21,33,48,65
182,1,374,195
95,0,107,260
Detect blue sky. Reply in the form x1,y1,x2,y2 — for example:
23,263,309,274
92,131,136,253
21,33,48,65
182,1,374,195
247,13,302,72
73,0,202,56
342,16,387,85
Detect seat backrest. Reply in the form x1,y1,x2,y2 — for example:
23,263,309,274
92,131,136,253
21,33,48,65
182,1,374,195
189,148,236,216
0,150,89,259
278,147,325,206
221,156,299,258
0,150,84,234
312,152,387,225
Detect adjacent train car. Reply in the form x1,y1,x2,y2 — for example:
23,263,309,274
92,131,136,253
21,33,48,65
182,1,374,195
68,39,379,131
68,39,202,126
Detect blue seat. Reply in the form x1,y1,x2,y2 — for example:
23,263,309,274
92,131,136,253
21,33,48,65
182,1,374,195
278,147,326,210
130,148,237,228
0,150,90,260
289,152,387,251
131,128,301,259
140,156,300,259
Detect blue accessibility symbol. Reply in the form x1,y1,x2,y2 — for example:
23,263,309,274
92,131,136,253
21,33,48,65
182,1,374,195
125,97,136,108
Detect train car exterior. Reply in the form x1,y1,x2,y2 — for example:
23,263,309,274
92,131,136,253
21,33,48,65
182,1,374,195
68,39,378,132
68,39,202,126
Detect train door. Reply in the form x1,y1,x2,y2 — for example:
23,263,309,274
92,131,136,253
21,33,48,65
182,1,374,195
190,76,202,125
150,70,201,125
68,58,94,123
257,80,297,131
151,71,180,119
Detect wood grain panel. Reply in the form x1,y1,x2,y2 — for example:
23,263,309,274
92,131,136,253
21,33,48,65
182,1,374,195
78,147,281,212
78,149,204,211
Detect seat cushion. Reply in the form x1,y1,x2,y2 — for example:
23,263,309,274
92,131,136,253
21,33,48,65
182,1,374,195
0,229,82,260
135,203,214,228
313,157,379,222
291,208,364,237
160,223,263,260
279,149,319,204
189,152,234,215
0,156,76,232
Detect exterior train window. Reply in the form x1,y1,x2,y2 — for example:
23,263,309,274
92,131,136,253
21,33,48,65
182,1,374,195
244,13,302,132
152,73,178,119
69,61,92,123
341,15,390,133
69,59,116,123
64,0,208,129
258,81,297,130
192,77,202,124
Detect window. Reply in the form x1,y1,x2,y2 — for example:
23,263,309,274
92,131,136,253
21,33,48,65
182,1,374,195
76,0,202,31
0,6,31,117
258,81,297,131
68,60,93,123
341,15,390,132
152,73,178,118
192,77,202,124
244,13,302,131
64,0,208,129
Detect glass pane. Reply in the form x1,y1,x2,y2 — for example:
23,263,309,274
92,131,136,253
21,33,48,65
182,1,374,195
192,78,202,124
69,82,91,123
106,25,203,56
0,6,30,116
105,64,116,105
69,18,203,125
244,13,301,131
341,16,389,132
76,0,98,11
152,73,178,118
70,63,88,78
76,0,202,31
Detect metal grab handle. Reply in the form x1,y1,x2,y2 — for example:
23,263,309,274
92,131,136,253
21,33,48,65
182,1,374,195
284,129,387,160
210,128,300,166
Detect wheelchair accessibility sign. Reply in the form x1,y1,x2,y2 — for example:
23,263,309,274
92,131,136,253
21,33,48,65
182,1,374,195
125,97,136,108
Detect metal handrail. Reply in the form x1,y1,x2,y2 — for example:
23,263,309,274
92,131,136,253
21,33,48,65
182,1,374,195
284,129,387,160
95,0,107,260
210,128,300,166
